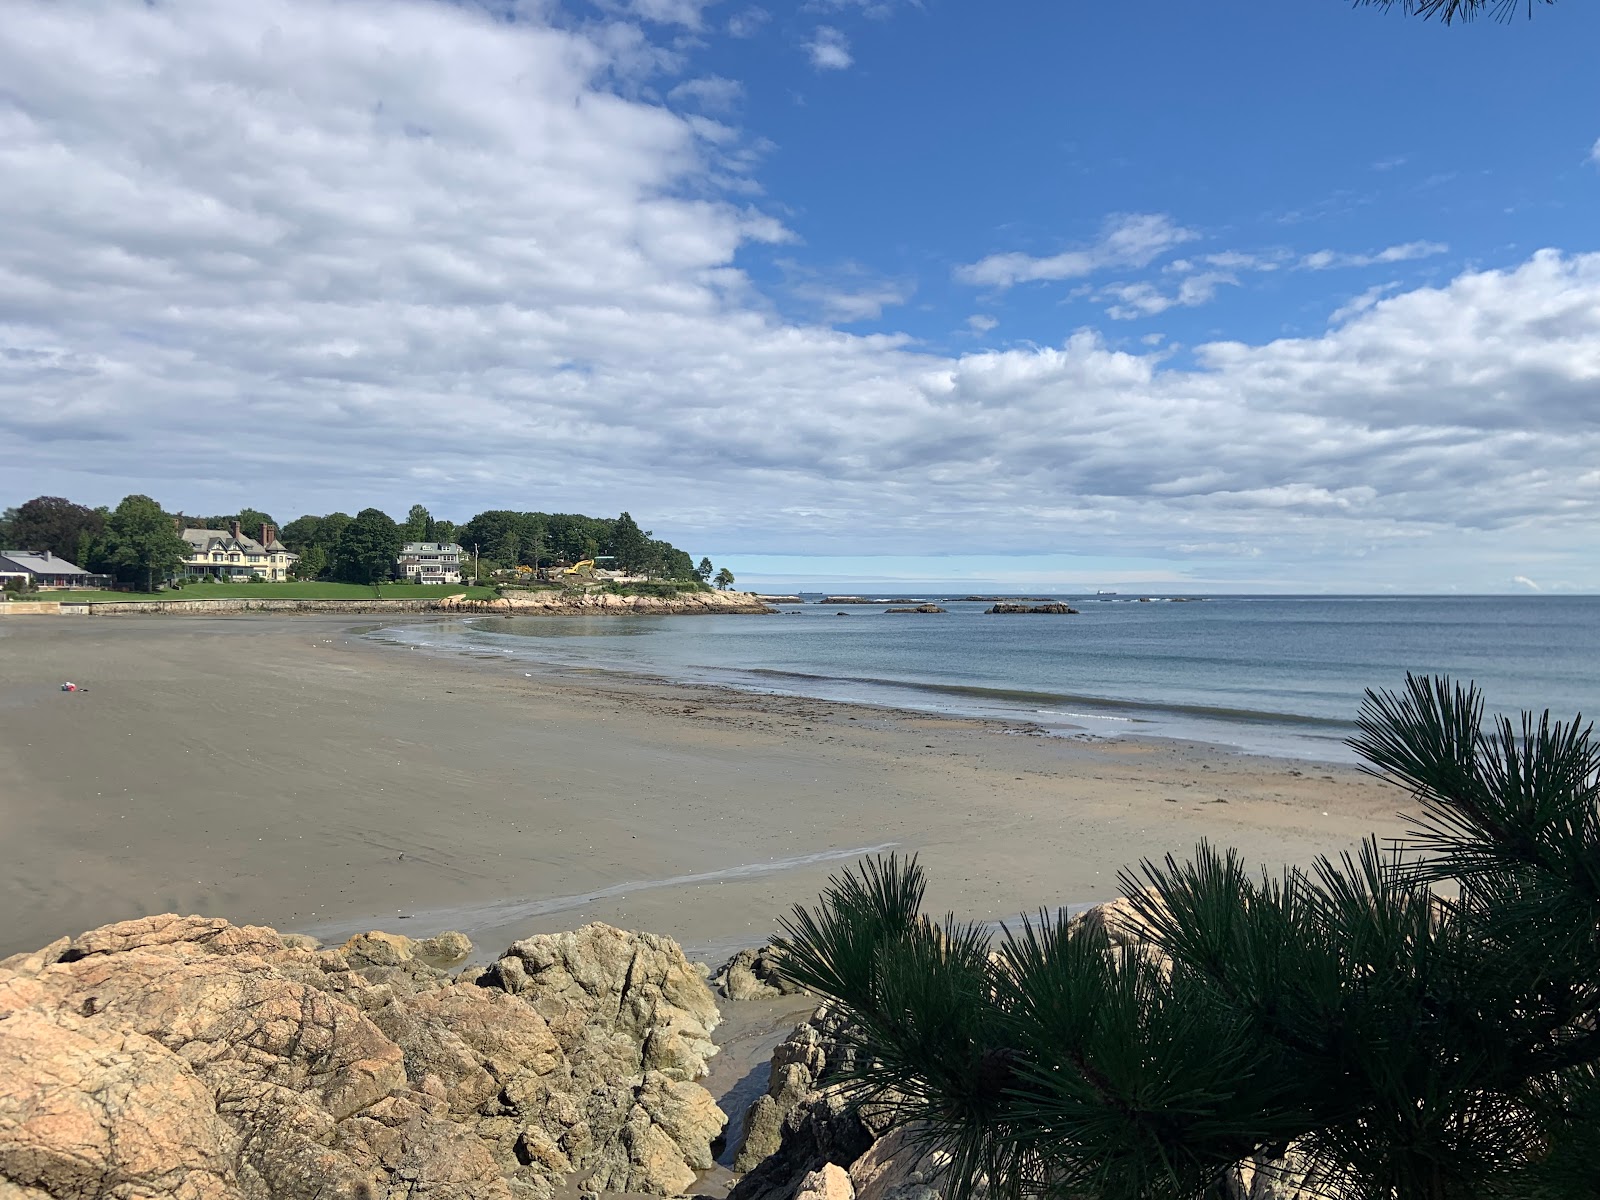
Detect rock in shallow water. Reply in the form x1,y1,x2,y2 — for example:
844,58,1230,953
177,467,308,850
0,914,726,1200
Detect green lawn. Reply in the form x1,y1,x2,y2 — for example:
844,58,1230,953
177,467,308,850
42,582,499,604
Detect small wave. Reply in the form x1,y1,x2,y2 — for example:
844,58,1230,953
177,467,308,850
739,667,1348,729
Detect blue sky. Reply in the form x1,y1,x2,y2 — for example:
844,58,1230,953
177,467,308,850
3,0,1599,592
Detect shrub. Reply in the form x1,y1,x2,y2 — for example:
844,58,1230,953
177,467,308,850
776,675,1600,1200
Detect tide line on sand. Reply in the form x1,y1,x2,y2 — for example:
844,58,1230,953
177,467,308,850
302,841,901,943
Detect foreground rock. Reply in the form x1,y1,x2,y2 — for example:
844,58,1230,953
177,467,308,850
883,605,945,614
711,945,804,1002
0,915,724,1200
728,1003,877,1196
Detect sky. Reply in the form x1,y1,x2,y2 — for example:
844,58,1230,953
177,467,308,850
2,0,1598,594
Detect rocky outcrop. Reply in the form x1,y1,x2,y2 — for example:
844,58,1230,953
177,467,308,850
883,605,945,614
0,915,725,1200
482,925,727,1196
711,945,804,1002
447,590,773,616
985,603,1079,614
728,1004,876,1198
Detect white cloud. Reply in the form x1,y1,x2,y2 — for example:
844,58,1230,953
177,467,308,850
4,0,1600,586
1512,575,1541,590
1101,271,1236,320
726,6,770,36
967,314,998,334
1301,241,1449,270
1590,137,1600,166
957,213,1196,290
804,25,853,69
667,75,743,111
623,0,716,26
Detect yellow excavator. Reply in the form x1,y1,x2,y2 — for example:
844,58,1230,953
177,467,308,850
561,559,596,577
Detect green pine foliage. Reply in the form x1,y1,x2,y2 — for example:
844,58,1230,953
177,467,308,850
774,675,1600,1200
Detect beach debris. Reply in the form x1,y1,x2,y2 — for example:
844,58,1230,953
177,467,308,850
60,681,77,692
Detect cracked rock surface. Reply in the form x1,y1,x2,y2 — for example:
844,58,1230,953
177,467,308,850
0,915,725,1200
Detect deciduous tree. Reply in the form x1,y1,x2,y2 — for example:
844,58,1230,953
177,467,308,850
5,496,105,561
102,495,188,591
331,508,402,584
713,567,734,590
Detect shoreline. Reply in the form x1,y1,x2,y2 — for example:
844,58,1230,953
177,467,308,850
370,611,1361,765
0,613,1409,962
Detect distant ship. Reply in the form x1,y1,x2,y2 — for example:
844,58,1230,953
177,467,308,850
1096,590,1118,597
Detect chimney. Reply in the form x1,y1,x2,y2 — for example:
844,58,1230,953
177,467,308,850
231,520,241,540
42,549,50,562
262,523,277,547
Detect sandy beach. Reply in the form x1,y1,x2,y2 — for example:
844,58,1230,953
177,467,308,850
0,613,1411,963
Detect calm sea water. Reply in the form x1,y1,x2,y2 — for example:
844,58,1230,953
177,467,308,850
371,596,1600,762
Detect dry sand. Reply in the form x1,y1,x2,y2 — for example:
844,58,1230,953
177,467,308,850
0,614,1412,963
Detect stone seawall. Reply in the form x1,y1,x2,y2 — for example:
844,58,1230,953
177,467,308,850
1,592,774,617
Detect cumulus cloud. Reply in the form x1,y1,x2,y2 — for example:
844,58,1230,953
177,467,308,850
4,0,1600,585
957,214,1196,290
804,25,853,69
1301,241,1448,270
1100,271,1236,320
967,314,998,334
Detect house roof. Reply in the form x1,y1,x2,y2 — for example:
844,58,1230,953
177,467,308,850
0,551,96,576
181,528,295,556
400,542,464,553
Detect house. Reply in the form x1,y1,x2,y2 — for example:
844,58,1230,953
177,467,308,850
397,542,464,584
0,550,114,590
179,522,298,582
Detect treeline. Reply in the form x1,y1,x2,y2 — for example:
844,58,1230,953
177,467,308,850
0,495,706,588
282,505,699,583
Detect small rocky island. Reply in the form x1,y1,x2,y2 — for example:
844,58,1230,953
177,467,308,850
986,602,1079,614
884,604,946,614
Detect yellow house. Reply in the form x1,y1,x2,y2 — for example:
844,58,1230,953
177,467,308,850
180,522,298,582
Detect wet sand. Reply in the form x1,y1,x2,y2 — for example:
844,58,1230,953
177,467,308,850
0,614,1411,962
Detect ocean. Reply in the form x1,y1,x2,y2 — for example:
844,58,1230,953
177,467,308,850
370,595,1600,763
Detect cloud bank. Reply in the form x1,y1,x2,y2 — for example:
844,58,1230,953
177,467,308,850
3,0,1599,587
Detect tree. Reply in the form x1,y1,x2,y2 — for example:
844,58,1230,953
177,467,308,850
101,495,188,591
278,515,323,553
713,567,735,591
5,496,106,561
775,675,1600,1200
1355,0,1555,23
293,544,328,580
402,504,433,543
696,557,714,584
330,508,402,584
610,512,651,574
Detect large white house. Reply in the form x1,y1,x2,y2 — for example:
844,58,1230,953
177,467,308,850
179,523,298,581
396,542,464,584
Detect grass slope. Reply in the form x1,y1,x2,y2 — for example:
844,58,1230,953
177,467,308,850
40,582,499,603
